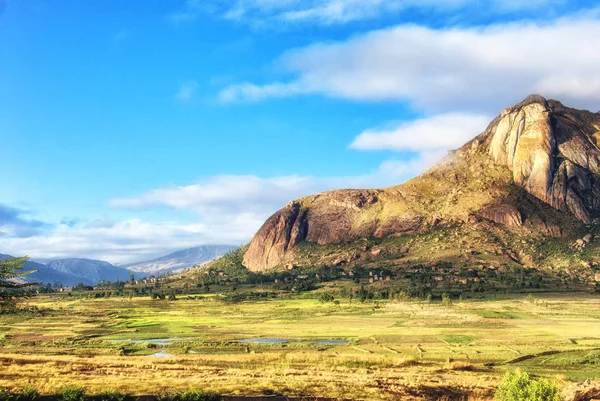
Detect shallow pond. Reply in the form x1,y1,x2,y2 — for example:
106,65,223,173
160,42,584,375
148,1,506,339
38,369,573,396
150,350,172,357
108,338,183,346
239,338,289,344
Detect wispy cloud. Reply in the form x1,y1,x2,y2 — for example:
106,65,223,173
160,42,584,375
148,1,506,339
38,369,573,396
169,0,571,26
1,156,442,263
218,82,304,103
108,156,440,249
351,113,491,152
0,203,51,238
219,16,600,113
110,166,414,216
176,80,198,101
113,28,130,42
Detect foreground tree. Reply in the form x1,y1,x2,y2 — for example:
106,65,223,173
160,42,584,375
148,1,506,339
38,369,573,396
0,256,36,313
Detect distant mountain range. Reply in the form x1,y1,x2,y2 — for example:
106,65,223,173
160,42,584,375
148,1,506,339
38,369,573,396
123,245,237,275
45,259,132,285
1,245,235,286
0,254,77,286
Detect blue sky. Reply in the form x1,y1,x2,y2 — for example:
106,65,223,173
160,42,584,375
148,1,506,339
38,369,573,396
1,0,600,263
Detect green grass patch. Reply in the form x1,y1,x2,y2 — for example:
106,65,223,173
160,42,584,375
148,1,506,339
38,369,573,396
473,310,527,319
443,335,475,344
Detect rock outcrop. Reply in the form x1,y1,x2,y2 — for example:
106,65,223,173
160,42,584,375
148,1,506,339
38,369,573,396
479,95,600,224
243,95,600,271
479,204,523,227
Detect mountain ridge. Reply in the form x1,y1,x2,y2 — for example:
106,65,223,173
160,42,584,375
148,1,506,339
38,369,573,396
0,254,79,286
45,258,132,285
1,245,236,285
123,245,238,275
242,95,600,272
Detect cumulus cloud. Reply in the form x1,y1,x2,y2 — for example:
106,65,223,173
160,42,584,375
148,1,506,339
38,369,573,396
351,113,491,152
108,156,438,245
1,156,440,263
169,0,570,26
219,17,600,112
0,219,216,264
110,166,411,217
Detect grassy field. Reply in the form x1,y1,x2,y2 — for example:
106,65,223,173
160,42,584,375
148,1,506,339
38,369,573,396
1,293,600,400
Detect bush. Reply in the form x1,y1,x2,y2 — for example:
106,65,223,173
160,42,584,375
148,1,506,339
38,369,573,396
56,386,86,401
441,292,452,307
495,370,561,401
0,387,40,401
159,389,222,401
318,293,335,303
92,392,134,401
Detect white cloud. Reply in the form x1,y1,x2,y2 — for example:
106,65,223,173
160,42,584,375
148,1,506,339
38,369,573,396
106,156,438,250
378,150,448,176
170,0,569,26
219,17,600,112
218,82,304,103
0,219,244,265
351,113,491,152
110,167,409,217
1,153,451,263
176,81,198,101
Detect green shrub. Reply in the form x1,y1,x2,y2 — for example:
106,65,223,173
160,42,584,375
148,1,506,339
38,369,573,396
56,386,86,401
318,293,335,303
0,387,40,401
159,389,222,401
92,391,134,401
495,370,560,401
441,292,452,307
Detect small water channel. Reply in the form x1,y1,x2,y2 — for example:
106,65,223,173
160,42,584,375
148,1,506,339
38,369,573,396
238,338,348,345
107,337,183,346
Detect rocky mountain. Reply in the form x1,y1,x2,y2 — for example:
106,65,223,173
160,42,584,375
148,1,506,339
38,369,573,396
45,258,132,285
243,95,600,274
0,254,82,286
124,245,237,275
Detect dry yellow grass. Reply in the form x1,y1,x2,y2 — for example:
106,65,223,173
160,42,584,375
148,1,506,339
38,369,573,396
1,294,599,400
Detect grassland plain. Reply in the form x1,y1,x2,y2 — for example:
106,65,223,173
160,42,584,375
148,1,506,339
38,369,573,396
1,293,600,400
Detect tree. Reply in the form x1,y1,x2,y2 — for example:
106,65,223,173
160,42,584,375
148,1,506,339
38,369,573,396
0,256,36,313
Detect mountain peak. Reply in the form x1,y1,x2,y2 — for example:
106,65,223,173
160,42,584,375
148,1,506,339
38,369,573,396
513,94,548,109
243,97,600,271
477,95,600,224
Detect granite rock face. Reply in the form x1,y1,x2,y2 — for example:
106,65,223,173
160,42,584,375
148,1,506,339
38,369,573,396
243,95,600,271
482,95,600,224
